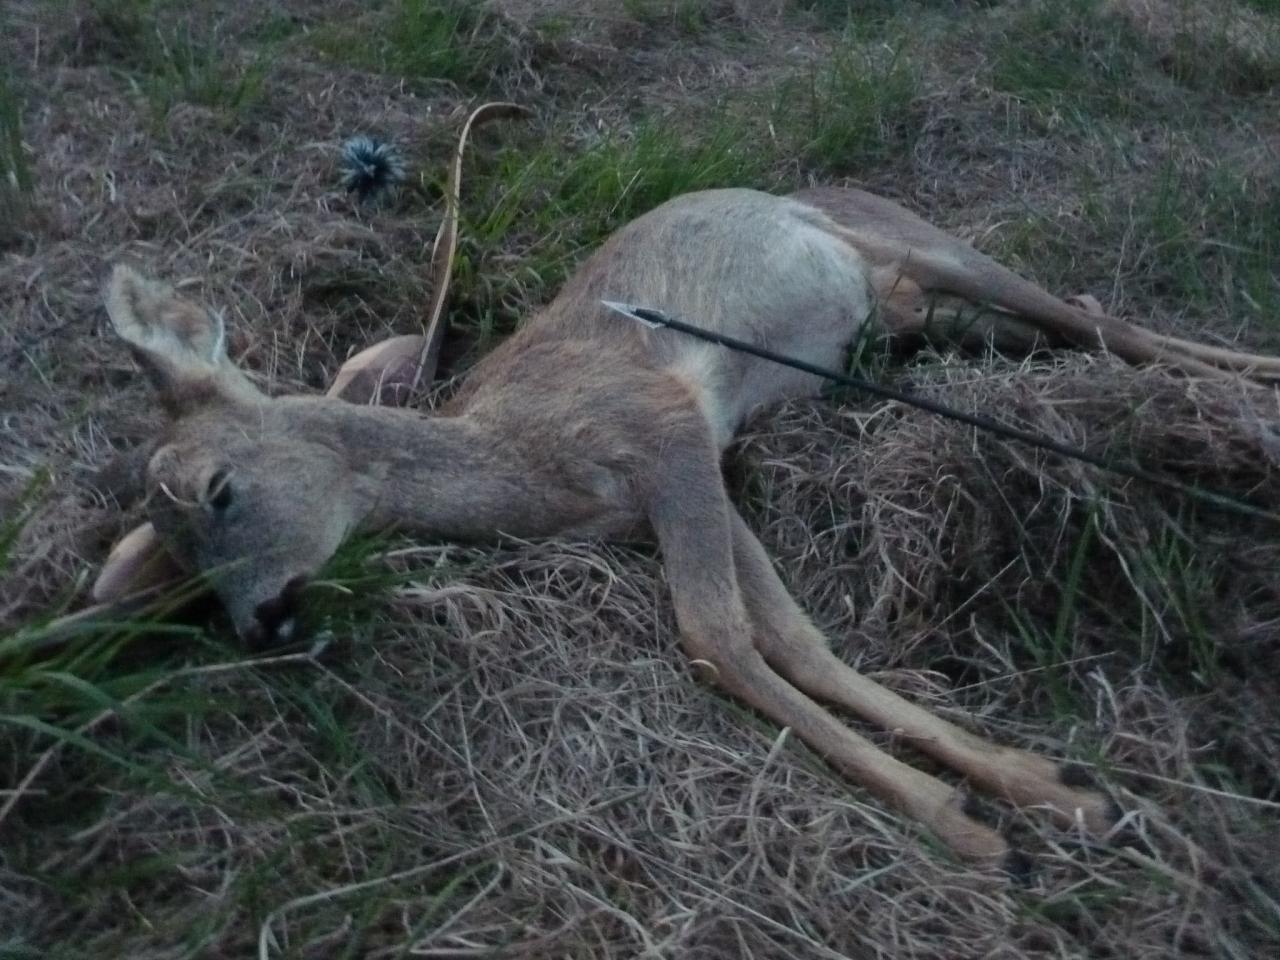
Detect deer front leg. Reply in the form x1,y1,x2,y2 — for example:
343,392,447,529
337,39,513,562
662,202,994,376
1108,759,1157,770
727,510,1120,837
646,426,1015,865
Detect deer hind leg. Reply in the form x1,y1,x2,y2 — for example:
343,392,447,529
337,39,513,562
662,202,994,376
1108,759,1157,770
1067,293,1280,379
647,425,1016,864
798,187,1272,380
871,267,1060,357
728,510,1120,837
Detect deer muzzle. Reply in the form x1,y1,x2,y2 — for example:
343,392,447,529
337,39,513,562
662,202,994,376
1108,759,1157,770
243,575,308,650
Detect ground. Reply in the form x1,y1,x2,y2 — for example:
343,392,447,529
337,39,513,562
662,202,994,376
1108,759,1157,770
2,1,1280,957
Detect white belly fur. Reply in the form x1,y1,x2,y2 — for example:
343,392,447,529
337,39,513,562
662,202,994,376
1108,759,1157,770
655,191,874,447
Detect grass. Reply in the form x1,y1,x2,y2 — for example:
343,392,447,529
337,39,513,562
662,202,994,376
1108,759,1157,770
317,3,925,317
980,138,1280,341
795,0,1001,30
138,25,265,124
439,26,923,333
620,0,717,34
988,0,1155,123
0,522,422,953
1160,2,1280,95
311,0,511,88
4,0,1280,955
1130,516,1221,683
1002,493,1222,722
380,0,505,85
988,0,1280,124
1137,152,1280,326
0,67,32,248
769,28,920,176
73,0,265,123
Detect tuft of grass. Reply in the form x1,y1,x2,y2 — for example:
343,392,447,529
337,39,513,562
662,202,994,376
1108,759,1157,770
70,1,264,123
768,31,920,176
989,0,1280,121
73,0,156,65
1128,514,1221,686
0,472,50,576
0,68,33,248
982,136,1278,341
1,487,211,881
1014,504,1100,720
621,0,717,35
0,509,465,954
1134,152,1280,330
794,0,999,30
535,124,774,238
988,0,1153,123
382,0,500,84
1160,6,1280,95
249,11,304,45
139,25,266,124
311,0,510,88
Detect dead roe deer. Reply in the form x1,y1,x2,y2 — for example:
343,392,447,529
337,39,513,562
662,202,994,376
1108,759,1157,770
102,186,1280,864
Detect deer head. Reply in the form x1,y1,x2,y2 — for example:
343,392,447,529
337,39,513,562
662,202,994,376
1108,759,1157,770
104,265,368,647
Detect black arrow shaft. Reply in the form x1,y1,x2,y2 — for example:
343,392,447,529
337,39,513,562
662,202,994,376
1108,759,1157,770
621,305,1278,526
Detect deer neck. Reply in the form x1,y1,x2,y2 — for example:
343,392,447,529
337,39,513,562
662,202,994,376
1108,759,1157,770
279,397,599,542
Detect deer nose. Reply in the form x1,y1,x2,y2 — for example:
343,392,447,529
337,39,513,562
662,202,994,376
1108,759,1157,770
245,576,307,649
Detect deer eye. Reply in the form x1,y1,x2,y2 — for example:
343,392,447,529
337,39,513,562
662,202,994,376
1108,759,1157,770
206,469,234,512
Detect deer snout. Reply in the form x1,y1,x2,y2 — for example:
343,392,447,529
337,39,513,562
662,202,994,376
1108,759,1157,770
244,575,307,650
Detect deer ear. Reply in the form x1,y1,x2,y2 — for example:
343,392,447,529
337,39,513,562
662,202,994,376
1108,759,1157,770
92,522,183,603
105,264,260,411
327,333,427,405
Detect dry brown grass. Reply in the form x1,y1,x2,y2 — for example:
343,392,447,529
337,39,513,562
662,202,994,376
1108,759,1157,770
1108,0,1280,91
4,1,1280,957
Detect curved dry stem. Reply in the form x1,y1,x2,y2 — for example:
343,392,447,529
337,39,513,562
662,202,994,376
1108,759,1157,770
409,101,532,395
